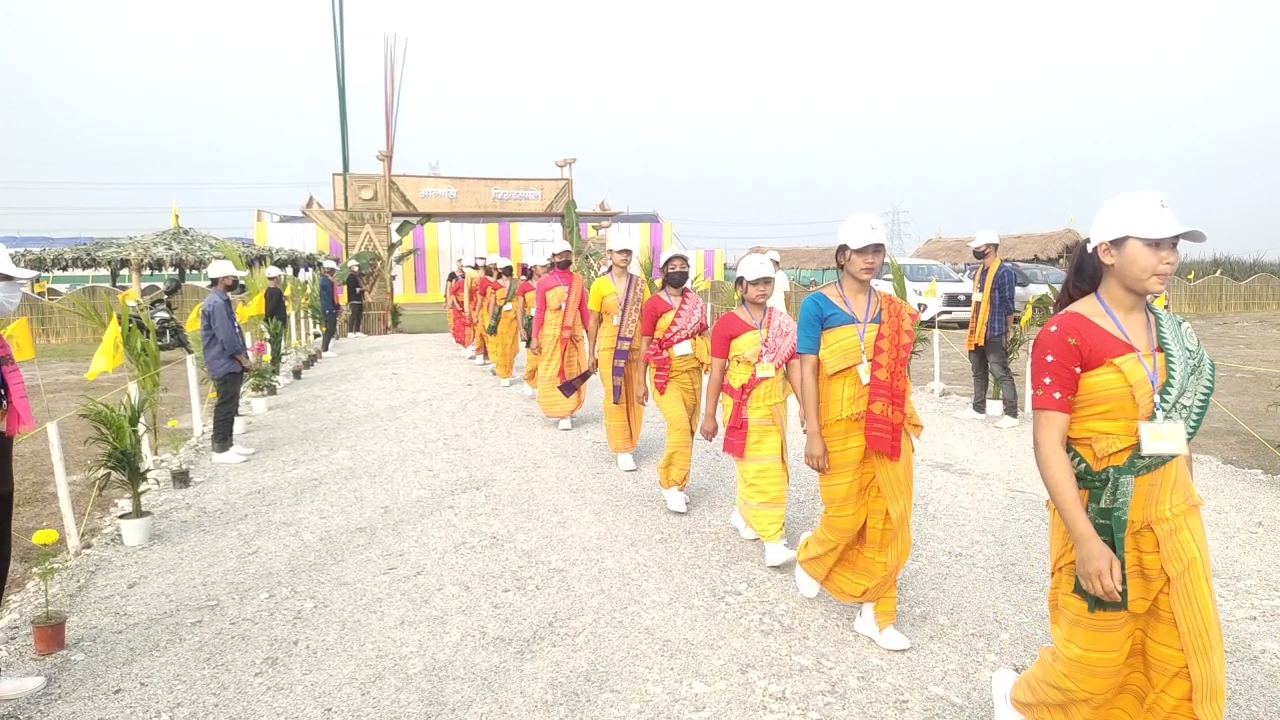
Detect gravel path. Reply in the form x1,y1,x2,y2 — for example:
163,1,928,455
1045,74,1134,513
4,334,1277,719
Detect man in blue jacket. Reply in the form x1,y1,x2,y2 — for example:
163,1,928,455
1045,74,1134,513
200,260,255,464
319,259,340,358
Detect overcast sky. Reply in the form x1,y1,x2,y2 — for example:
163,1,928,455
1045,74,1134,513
2,1,1277,256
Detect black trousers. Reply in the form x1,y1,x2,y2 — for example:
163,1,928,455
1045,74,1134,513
0,435,13,603
969,339,1018,418
348,302,364,335
322,311,338,352
212,372,244,453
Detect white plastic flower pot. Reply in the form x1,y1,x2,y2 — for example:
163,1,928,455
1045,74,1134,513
986,398,1004,416
250,397,269,414
118,512,154,547
233,416,248,435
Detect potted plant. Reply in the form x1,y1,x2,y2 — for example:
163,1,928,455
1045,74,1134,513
245,359,275,414
163,420,191,489
986,291,1054,415
30,528,67,655
80,393,154,547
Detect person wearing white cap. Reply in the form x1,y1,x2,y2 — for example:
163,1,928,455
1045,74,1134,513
263,266,288,375
530,237,590,429
0,246,47,700
471,257,500,366
992,192,1222,720
515,253,549,397
763,250,791,314
955,229,1020,428
318,259,341,358
587,235,649,471
636,248,710,513
484,258,522,386
791,214,921,653
345,259,366,338
452,257,477,354
699,253,803,567
201,259,256,464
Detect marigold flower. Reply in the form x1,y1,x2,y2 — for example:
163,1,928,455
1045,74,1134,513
167,419,179,428
31,528,60,546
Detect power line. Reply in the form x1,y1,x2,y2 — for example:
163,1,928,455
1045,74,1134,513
0,180,323,189
678,231,835,241
667,217,844,227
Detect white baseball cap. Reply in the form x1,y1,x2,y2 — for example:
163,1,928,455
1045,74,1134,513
347,259,360,268
322,260,339,270
966,230,1000,249
460,256,474,266
659,248,690,269
496,258,513,269
485,253,500,265
606,234,634,252
1087,192,1206,252
737,254,775,282
0,245,39,280
764,250,782,263
265,266,284,279
548,238,573,256
525,253,548,267
836,214,887,250
206,259,248,280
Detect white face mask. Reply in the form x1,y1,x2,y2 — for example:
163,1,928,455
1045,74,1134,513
0,281,23,316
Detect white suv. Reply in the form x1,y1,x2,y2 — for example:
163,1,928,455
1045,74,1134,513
873,259,975,326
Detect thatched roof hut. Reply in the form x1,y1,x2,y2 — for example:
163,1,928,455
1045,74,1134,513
912,229,1083,265
746,245,840,270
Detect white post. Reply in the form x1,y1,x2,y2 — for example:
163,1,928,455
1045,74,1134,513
46,421,83,557
128,381,155,471
1024,355,1033,414
925,325,946,397
244,330,254,361
186,354,204,439
289,309,298,346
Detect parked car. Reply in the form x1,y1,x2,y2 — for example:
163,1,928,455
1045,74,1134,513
873,259,974,326
961,262,1064,313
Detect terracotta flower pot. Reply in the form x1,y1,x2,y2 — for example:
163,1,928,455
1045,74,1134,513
32,614,67,655
171,468,191,489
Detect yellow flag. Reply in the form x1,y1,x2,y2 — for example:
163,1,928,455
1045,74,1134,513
1152,293,1167,309
32,281,47,295
235,292,265,323
184,304,202,333
118,288,140,306
85,314,124,380
1019,302,1035,328
922,279,938,298
1,318,36,362
1186,270,1195,280
171,202,180,228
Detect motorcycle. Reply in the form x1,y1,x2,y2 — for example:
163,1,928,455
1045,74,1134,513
122,279,193,353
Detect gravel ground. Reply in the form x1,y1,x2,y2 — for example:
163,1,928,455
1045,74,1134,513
3,333,1277,719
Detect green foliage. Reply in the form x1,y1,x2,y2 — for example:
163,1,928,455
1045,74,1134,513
389,302,403,329
31,544,67,624
1179,253,1280,282
263,318,287,371
79,392,153,520
886,258,931,366
245,359,277,394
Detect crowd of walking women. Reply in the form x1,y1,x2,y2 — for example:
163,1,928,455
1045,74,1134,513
444,192,1226,720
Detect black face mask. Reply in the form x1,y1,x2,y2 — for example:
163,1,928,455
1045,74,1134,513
664,271,689,289
971,248,988,261
554,259,572,271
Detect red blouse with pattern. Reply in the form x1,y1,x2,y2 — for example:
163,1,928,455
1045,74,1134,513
1029,311,1164,414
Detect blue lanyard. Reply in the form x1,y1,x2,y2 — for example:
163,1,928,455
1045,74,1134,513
1094,291,1162,419
741,302,766,349
664,287,681,308
835,282,874,361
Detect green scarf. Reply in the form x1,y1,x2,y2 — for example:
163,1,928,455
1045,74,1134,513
1069,306,1215,612
486,280,519,336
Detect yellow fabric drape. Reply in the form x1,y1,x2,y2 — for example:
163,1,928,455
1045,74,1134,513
651,307,709,491
1011,354,1225,719
795,324,921,630
536,285,586,419
966,259,1001,351
474,285,493,357
522,287,538,388
594,277,644,454
489,289,519,379
719,328,791,542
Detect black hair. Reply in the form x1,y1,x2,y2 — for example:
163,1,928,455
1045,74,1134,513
1054,238,1127,313
501,266,514,278
834,244,851,269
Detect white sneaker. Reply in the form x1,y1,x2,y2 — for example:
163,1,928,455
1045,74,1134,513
500,378,512,388
853,602,911,651
764,540,797,567
212,451,247,465
663,487,688,513
462,347,475,359
994,415,1019,429
992,668,1025,720
794,531,821,598
474,356,487,366
0,675,47,700
230,444,256,456
954,407,985,420
616,453,637,472
522,383,535,397
324,350,338,358
558,418,573,431
729,508,760,540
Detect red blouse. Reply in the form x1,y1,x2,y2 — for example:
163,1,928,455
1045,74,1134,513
639,291,690,337
1030,311,1163,414
516,280,535,296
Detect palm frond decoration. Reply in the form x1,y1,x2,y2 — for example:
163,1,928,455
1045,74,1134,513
79,392,153,519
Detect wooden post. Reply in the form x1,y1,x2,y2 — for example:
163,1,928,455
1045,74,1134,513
186,354,204,439
46,421,83,557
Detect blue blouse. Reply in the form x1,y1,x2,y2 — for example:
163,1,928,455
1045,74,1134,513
797,291,882,355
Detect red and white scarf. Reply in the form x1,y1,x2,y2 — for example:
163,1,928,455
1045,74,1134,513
643,290,707,395
722,308,796,458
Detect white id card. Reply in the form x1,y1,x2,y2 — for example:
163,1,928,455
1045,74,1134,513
503,302,513,311
611,314,620,326
755,362,775,378
673,340,693,357
856,361,872,385
1138,421,1189,456
972,292,984,303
